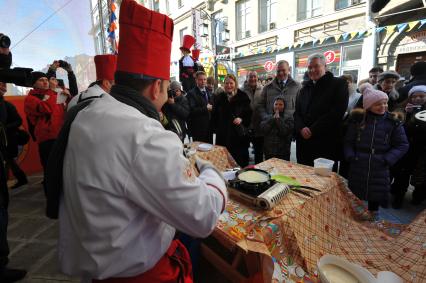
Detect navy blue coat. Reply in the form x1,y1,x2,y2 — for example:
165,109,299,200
344,110,409,204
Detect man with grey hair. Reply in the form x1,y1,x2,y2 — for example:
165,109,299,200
294,53,348,168
258,60,301,161
241,71,264,163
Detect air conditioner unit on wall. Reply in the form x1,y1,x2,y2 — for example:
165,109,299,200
221,0,228,3
245,30,251,38
269,22,276,30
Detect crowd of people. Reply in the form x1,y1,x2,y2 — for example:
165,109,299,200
0,0,425,281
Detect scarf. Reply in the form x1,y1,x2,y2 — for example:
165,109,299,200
110,84,160,121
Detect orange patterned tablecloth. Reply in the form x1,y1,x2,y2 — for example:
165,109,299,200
191,147,426,283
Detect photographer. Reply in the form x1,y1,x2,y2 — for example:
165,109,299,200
0,35,27,282
24,71,65,196
46,59,78,97
161,81,189,141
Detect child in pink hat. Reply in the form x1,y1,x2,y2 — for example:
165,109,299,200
344,83,409,220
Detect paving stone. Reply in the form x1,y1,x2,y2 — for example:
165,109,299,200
8,199,45,216
8,217,51,241
35,223,59,242
8,242,55,271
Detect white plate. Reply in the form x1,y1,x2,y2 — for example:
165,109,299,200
318,255,377,283
197,143,213,152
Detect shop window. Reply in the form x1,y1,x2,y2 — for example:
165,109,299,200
236,0,251,40
259,0,278,33
297,0,322,21
335,0,364,10
343,45,362,62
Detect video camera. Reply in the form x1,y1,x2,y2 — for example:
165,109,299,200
0,33,34,87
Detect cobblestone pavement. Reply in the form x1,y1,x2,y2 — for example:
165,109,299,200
7,174,78,283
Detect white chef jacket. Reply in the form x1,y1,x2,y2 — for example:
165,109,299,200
67,84,106,110
58,94,227,280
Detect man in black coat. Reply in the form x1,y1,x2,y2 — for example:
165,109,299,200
398,61,426,103
186,71,213,143
294,53,348,168
0,83,27,189
0,83,27,282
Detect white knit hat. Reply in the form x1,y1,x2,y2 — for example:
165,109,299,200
408,85,426,97
360,83,388,110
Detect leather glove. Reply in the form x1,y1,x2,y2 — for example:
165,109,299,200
195,156,225,182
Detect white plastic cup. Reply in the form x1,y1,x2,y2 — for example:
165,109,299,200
314,158,334,176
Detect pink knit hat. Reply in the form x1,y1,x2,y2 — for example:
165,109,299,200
359,83,388,110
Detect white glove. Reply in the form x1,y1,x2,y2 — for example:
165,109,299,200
195,156,225,182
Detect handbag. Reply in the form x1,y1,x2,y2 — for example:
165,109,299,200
15,128,30,146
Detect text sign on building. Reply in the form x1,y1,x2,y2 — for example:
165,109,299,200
264,60,274,72
324,51,336,64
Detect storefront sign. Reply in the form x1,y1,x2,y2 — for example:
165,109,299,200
324,50,336,64
396,34,426,54
264,60,274,72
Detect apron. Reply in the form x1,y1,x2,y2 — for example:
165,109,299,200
92,240,193,283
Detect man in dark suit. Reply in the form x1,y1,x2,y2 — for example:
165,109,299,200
186,71,213,143
293,53,348,168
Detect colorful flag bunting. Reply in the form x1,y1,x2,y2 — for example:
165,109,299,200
397,23,408,33
107,0,118,54
406,21,418,32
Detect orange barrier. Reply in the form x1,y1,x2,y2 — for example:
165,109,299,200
4,95,42,175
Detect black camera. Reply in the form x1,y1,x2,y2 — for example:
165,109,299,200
168,89,176,98
0,36,34,87
0,34,11,49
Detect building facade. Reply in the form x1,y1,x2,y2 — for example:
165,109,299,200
91,0,426,84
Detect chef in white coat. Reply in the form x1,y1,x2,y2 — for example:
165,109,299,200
58,1,227,282
67,54,117,110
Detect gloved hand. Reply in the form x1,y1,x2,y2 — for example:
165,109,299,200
195,156,225,182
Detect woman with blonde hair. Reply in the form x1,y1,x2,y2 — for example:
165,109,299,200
211,74,252,167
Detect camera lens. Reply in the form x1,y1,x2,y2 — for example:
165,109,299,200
0,35,11,49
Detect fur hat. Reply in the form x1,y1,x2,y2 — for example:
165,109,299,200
360,83,388,110
378,71,400,82
31,71,47,86
408,85,426,97
169,80,182,92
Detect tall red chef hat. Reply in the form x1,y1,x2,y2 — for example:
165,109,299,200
116,0,174,80
180,35,195,52
191,49,200,60
94,55,117,81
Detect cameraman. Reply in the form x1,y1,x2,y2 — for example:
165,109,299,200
161,81,189,141
46,59,78,97
0,38,27,282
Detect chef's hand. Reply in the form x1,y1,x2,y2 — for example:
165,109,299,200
233,117,242,125
195,156,224,182
300,127,312,139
